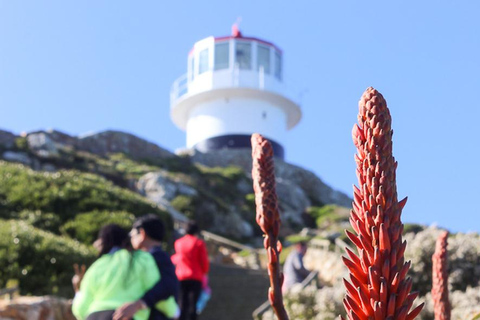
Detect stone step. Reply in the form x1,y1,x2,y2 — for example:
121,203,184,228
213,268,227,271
200,263,270,320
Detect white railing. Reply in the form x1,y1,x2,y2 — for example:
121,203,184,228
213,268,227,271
170,74,189,103
170,69,301,108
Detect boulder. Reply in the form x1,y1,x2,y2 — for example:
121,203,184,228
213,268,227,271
275,161,351,208
78,130,174,161
179,148,253,172
2,152,32,165
0,130,16,149
208,209,254,239
177,148,352,236
276,179,311,213
136,171,198,204
0,296,75,320
181,148,352,207
43,129,77,147
26,132,60,158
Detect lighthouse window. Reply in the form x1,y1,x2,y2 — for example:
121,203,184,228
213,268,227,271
214,42,229,70
257,45,270,74
274,51,282,80
198,48,209,74
235,42,251,70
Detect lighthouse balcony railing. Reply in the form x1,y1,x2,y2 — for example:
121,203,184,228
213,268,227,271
170,68,301,108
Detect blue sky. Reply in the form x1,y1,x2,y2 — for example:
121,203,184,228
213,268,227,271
1,1,479,233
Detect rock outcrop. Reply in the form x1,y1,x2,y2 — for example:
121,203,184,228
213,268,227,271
0,296,75,320
77,130,174,160
136,171,198,205
180,148,352,208
1,129,175,162
1,128,352,239
0,130,16,149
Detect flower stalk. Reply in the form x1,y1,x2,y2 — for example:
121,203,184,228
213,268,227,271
432,231,450,320
342,87,424,320
251,133,289,320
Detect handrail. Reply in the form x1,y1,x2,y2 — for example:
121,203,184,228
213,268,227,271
252,300,271,320
0,287,18,300
201,230,257,253
252,271,319,319
170,74,189,102
170,70,300,109
334,237,354,253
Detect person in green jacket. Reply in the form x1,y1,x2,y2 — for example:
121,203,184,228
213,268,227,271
72,224,160,320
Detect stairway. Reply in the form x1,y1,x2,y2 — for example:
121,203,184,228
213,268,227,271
200,263,270,320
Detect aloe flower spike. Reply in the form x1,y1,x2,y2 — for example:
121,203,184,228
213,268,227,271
432,230,451,320
342,87,424,320
251,133,289,320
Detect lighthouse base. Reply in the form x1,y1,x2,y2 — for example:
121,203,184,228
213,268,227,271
193,134,284,159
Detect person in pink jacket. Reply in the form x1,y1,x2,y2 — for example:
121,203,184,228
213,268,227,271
172,221,209,320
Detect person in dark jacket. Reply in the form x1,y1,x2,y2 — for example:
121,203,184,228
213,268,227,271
113,215,179,320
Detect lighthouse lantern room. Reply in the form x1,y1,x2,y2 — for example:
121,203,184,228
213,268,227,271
170,26,301,159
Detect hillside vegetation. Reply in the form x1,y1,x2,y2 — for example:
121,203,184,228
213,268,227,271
0,128,353,298
0,133,259,296
0,160,171,296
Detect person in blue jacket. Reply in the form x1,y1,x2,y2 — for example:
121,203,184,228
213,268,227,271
113,214,180,320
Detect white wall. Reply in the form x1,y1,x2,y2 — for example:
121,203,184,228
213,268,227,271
186,98,287,147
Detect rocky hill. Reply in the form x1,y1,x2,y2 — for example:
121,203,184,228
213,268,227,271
0,128,351,239
2,128,480,320
0,128,351,296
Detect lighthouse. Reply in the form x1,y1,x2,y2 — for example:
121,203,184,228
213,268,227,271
170,26,301,159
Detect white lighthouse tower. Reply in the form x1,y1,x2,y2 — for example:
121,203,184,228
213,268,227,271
170,26,301,159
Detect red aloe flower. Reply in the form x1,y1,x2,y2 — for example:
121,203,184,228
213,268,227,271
432,231,450,320
342,87,424,320
251,133,289,320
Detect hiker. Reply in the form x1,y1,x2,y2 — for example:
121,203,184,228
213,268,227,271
282,241,310,291
172,221,210,320
113,214,180,320
71,224,161,320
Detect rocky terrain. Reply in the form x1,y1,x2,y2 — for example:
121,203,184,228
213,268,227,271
1,128,480,319
0,128,351,240
0,128,352,299
260,226,480,320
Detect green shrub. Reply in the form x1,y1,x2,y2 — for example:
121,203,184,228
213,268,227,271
107,153,160,179
285,234,312,244
403,223,425,235
0,161,168,226
0,219,96,297
171,195,197,219
196,165,244,181
195,165,246,201
14,210,63,234
143,155,195,173
61,210,135,244
306,205,349,229
14,137,28,151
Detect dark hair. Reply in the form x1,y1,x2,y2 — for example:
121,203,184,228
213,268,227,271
97,224,130,257
132,214,165,242
297,241,307,247
186,221,200,235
